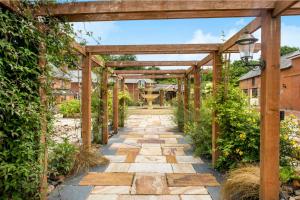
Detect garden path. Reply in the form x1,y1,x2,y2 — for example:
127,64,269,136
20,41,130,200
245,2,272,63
49,114,222,200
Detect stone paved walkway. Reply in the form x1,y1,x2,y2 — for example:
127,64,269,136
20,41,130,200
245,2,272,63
49,114,222,200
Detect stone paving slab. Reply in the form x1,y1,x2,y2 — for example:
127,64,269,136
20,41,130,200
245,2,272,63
168,186,208,195
79,173,134,186
91,186,131,194
71,114,221,200
167,173,220,187
131,173,169,194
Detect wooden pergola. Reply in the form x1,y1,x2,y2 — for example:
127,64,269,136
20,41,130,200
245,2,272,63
2,1,300,199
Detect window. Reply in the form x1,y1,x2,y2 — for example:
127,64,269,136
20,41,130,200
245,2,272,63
252,88,258,98
243,89,248,95
251,77,255,86
138,80,146,88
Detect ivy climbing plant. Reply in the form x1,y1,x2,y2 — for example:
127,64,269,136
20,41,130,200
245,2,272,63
0,2,77,199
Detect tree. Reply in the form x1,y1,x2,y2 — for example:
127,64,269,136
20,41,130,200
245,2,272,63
281,46,299,56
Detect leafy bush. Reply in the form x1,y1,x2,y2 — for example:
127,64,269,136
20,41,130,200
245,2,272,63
184,101,212,158
174,100,184,132
280,115,300,167
119,91,132,127
48,139,78,177
211,84,260,170
59,99,80,118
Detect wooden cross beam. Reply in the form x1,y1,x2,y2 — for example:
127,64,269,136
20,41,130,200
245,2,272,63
35,1,300,21
85,44,260,55
106,61,198,67
121,74,185,79
114,69,186,75
186,54,214,74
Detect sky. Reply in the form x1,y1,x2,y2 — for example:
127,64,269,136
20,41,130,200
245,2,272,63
71,16,300,69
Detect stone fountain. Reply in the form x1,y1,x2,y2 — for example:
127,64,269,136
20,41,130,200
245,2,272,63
142,84,159,109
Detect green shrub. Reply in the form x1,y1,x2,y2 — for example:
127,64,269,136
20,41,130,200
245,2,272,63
48,139,78,177
174,101,184,132
280,115,300,167
183,101,212,158
211,84,260,170
59,99,80,117
119,91,132,127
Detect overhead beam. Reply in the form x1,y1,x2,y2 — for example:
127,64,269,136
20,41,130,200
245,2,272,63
106,60,198,67
219,17,262,53
86,44,260,55
87,44,219,55
186,54,214,74
35,1,300,21
273,0,299,17
122,75,184,79
115,70,186,75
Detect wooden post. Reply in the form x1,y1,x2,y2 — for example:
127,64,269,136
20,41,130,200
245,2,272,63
82,53,92,151
120,78,126,127
101,68,109,144
212,51,222,167
260,11,280,200
113,78,119,134
184,76,189,122
177,78,182,106
159,89,164,107
39,42,48,200
193,65,201,123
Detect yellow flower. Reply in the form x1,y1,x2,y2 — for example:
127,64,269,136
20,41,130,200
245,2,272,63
239,133,246,140
224,151,229,157
239,151,244,155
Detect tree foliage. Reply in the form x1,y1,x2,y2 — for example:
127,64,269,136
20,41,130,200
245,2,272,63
281,45,300,56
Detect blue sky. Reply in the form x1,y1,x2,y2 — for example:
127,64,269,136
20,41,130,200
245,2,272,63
72,16,300,69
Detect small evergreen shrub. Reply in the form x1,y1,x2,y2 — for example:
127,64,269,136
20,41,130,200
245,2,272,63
59,99,80,118
184,101,212,158
48,139,78,177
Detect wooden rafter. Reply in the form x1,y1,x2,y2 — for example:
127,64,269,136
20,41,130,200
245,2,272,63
114,69,186,75
219,17,262,53
272,0,299,17
35,1,300,21
86,43,260,55
106,60,198,67
121,74,184,79
186,54,214,74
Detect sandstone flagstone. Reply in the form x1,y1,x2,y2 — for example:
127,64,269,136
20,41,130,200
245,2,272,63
140,147,162,156
118,195,180,200
167,173,220,187
87,194,119,200
131,173,169,194
172,164,196,173
105,155,127,163
166,155,177,163
162,147,185,156
180,195,212,200
105,163,130,172
91,186,131,194
138,139,165,144
135,155,167,163
117,148,140,155
168,187,208,194
175,156,203,164
128,163,173,173
79,173,134,186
